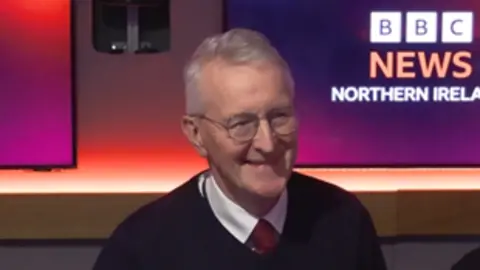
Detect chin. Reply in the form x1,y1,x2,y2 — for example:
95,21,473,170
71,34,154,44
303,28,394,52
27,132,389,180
238,160,291,194
243,172,288,198
252,184,286,199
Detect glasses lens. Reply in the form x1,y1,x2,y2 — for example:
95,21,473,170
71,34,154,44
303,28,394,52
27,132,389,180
228,116,297,141
272,116,296,135
229,121,258,141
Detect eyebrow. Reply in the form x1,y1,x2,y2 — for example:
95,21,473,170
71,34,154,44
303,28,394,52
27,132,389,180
226,106,294,122
268,106,293,113
225,113,256,124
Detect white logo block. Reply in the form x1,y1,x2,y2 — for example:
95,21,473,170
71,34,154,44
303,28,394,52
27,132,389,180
405,12,437,43
441,12,474,43
370,12,402,43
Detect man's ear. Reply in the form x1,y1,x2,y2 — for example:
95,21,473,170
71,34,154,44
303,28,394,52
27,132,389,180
181,115,207,157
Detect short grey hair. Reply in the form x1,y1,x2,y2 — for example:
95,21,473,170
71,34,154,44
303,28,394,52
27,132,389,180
183,28,295,114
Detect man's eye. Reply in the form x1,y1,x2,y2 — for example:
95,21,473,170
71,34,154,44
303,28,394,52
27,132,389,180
230,120,251,128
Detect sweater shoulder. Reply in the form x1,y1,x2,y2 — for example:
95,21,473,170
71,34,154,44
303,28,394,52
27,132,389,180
452,247,480,270
108,178,202,245
290,171,367,215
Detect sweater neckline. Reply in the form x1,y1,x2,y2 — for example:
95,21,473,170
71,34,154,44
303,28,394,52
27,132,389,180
188,171,303,260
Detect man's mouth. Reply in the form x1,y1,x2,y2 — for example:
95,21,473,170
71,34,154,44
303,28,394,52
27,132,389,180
245,160,272,167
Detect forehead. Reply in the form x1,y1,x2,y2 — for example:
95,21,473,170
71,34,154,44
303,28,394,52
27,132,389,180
198,60,292,117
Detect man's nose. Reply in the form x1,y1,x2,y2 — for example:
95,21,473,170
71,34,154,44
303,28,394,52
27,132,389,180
252,120,275,153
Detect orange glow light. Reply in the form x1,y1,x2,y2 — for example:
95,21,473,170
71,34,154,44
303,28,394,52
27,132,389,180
1,164,480,194
1,150,479,194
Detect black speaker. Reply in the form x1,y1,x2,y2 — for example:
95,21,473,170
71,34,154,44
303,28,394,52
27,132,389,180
92,0,170,54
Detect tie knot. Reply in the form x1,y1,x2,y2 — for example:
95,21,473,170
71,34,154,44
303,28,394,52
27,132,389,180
251,219,278,254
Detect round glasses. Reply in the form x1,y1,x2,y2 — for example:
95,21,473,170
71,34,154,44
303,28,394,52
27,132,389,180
195,112,297,142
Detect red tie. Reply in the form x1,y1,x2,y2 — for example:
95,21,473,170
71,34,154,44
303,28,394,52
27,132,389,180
251,219,278,254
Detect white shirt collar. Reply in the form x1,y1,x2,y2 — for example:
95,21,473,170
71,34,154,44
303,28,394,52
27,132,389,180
198,173,288,243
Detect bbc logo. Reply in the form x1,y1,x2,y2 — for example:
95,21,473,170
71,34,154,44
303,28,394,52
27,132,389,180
370,11,474,43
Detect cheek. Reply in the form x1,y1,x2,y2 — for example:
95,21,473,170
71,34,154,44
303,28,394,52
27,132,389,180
279,140,297,167
280,136,298,153
202,131,248,162
287,139,298,156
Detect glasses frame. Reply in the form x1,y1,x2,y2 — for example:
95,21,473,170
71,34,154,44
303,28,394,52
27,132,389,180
192,113,297,143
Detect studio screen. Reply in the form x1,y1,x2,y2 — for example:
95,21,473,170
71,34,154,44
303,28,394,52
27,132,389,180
0,0,75,168
226,0,480,167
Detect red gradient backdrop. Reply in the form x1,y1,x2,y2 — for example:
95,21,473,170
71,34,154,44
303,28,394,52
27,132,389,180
1,0,479,193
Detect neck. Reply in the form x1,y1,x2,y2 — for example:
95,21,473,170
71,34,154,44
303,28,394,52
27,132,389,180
209,170,280,217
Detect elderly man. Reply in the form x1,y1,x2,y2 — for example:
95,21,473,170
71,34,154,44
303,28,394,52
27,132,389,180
93,28,387,270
